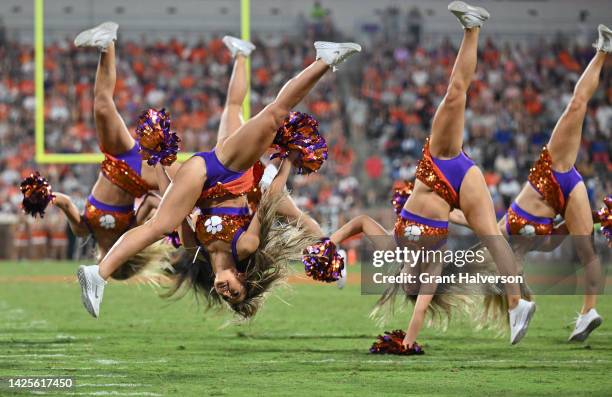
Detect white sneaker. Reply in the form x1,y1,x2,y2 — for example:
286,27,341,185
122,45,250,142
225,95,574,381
314,41,362,72
509,299,536,345
568,309,603,342
77,265,107,318
594,24,612,53
448,1,490,29
74,22,118,52
222,35,256,57
336,249,348,289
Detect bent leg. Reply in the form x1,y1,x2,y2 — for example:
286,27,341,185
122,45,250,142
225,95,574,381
429,28,480,158
219,60,329,171
217,55,248,145
548,51,607,171
459,167,521,307
564,183,601,313
93,41,134,154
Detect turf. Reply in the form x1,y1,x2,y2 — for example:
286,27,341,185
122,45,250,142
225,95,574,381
0,261,611,396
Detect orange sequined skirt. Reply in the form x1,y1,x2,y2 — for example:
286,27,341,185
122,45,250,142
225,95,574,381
415,139,465,209
527,146,565,214
198,161,264,202
100,155,152,198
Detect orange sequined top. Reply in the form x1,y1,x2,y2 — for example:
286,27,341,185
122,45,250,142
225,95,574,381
191,150,264,263
394,208,449,239
505,202,553,236
82,195,135,240
195,207,252,263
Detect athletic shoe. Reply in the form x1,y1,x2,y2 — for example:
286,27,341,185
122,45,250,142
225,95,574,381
509,299,536,345
336,248,348,289
594,24,612,53
314,41,362,71
222,35,256,57
74,22,118,52
568,308,603,342
448,1,490,29
77,265,107,318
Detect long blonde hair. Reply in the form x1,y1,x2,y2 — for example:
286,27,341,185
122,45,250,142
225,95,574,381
164,189,318,319
370,242,526,331
96,240,174,281
369,261,476,330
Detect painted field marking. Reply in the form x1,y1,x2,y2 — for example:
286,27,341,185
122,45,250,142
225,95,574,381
248,358,612,365
31,393,162,397
76,384,151,388
66,393,162,396
0,353,68,358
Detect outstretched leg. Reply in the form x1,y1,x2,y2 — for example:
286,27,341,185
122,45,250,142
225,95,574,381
217,54,248,145
460,167,521,304
429,27,480,158
93,41,134,154
218,42,361,171
548,51,607,171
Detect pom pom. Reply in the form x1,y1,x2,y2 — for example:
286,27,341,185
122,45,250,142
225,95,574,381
135,108,181,166
391,180,414,215
597,195,612,247
302,238,345,282
166,230,181,248
369,330,424,355
20,172,55,218
270,112,328,174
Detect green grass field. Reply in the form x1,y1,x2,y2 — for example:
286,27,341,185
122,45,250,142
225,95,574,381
0,261,611,396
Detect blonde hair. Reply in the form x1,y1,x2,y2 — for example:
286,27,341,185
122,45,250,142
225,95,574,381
370,261,476,330
96,240,174,281
370,242,529,331
165,189,318,319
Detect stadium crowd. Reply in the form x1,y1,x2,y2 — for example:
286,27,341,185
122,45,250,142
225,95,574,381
0,9,610,259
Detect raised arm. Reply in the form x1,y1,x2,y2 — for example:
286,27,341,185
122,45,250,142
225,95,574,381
330,215,390,245
53,193,89,237
237,157,295,255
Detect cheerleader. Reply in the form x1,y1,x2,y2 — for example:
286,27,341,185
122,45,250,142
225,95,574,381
317,2,533,354
76,37,362,318
497,25,611,342
21,23,178,278
163,152,332,318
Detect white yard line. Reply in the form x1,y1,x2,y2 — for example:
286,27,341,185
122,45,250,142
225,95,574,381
249,358,612,365
66,392,162,396
0,353,68,358
77,384,151,388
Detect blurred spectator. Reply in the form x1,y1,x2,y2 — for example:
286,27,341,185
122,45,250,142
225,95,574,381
0,15,610,259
